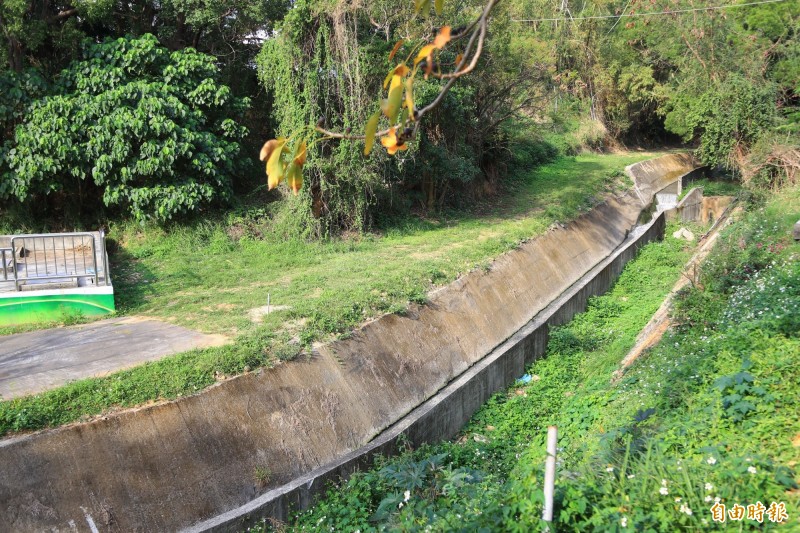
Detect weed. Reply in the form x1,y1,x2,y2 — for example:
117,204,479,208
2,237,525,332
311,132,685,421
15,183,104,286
254,465,271,488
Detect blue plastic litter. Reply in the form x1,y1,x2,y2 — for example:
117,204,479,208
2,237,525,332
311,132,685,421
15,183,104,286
517,374,532,384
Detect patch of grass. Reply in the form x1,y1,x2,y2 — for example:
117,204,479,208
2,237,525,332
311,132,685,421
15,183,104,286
269,185,800,531
109,153,653,339
680,177,741,200
0,152,661,436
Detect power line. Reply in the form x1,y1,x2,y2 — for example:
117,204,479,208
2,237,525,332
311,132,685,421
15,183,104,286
512,0,787,23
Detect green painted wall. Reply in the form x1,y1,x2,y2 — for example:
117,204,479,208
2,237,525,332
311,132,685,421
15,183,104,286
0,293,115,326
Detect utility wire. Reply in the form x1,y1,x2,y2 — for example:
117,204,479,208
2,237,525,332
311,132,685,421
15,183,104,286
512,0,787,23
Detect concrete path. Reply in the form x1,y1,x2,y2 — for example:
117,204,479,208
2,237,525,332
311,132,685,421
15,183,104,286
0,317,228,400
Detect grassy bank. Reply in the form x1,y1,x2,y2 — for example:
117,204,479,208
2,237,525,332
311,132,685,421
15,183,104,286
0,152,660,436
267,186,799,531
110,152,656,339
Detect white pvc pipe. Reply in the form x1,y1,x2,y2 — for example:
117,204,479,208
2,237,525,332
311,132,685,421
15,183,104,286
542,425,558,525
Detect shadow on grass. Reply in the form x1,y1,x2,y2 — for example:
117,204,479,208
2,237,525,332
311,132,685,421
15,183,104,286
109,245,158,314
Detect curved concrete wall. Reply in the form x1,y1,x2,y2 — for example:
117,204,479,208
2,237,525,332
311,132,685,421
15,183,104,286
626,152,701,205
0,154,701,532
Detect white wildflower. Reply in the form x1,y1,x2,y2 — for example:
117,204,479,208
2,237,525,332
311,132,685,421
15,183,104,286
747,466,757,474
705,483,713,491
707,456,717,465
659,486,669,496
404,490,411,501
621,516,628,527
606,466,614,473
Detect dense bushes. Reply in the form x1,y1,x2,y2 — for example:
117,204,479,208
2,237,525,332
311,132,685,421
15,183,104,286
0,35,250,221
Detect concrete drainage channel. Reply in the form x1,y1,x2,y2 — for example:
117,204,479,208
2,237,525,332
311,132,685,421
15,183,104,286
0,154,702,532
188,211,667,533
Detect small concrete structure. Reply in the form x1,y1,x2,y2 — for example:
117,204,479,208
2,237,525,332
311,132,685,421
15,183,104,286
667,187,703,222
0,231,114,325
0,317,228,399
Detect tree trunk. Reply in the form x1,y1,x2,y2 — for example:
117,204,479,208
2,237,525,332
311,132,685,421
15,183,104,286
0,12,24,72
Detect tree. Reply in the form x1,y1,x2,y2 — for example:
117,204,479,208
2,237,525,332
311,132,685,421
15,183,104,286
255,0,554,234
2,34,250,221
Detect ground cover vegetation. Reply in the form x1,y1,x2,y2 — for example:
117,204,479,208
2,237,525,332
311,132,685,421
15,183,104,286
262,185,799,532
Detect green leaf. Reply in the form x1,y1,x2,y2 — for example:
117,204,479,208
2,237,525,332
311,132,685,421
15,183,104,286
385,75,404,124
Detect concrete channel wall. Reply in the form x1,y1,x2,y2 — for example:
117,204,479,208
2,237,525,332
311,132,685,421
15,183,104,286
667,186,704,222
190,212,667,533
0,154,700,533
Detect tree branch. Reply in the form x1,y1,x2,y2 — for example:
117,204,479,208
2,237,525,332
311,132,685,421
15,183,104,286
312,0,500,142
56,8,78,20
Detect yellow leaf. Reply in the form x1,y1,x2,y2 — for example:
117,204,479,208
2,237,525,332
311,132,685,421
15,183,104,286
435,0,443,16
433,26,451,49
393,63,410,78
259,139,280,162
293,140,307,167
404,77,414,118
383,68,394,90
266,139,287,190
364,111,381,156
414,44,435,66
380,127,408,155
286,162,303,195
384,75,404,123
455,53,463,65
389,40,404,61
384,64,410,89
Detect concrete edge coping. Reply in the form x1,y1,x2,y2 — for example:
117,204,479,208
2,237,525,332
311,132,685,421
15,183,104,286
184,210,667,533
674,186,704,209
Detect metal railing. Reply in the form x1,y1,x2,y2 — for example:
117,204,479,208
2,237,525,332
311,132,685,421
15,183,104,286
2,231,110,291
1,247,12,281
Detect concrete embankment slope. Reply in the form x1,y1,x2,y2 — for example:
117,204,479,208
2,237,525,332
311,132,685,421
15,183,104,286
0,154,701,532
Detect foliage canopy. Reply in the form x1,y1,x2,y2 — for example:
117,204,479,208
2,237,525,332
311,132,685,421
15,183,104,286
1,35,249,221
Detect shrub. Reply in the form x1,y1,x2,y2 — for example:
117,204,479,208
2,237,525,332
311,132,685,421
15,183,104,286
2,34,250,221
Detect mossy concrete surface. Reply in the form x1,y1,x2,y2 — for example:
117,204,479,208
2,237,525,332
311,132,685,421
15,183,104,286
0,154,701,532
